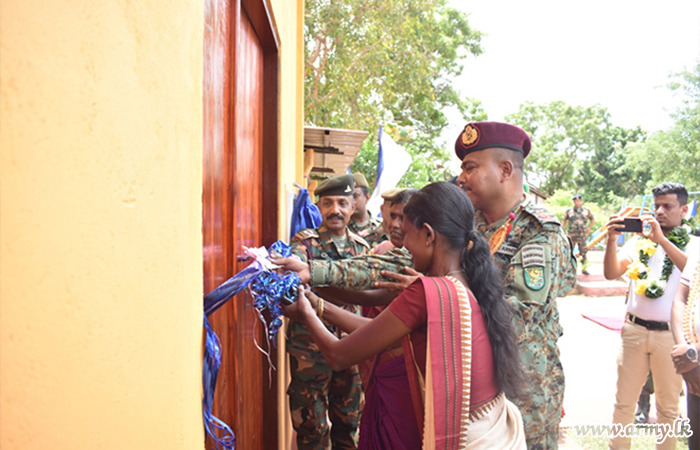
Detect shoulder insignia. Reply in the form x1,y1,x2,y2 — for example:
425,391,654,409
524,204,561,226
496,244,518,257
295,228,320,241
348,230,370,249
522,244,546,291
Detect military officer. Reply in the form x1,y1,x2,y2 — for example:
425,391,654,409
348,173,382,245
287,174,369,450
272,188,417,292
360,187,400,248
351,123,576,449
453,121,576,449
562,194,595,274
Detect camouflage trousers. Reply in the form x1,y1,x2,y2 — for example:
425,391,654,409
288,348,364,450
513,341,565,450
569,234,589,261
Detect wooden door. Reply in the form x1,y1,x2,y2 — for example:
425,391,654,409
203,0,279,448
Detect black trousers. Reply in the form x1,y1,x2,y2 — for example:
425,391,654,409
688,392,700,450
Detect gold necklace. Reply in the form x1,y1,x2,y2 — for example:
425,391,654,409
446,270,464,277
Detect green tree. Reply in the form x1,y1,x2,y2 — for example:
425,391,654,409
305,0,485,188
577,126,648,205
505,101,613,195
625,61,700,190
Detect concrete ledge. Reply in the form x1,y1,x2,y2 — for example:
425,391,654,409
577,278,628,297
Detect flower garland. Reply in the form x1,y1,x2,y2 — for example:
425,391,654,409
626,225,691,298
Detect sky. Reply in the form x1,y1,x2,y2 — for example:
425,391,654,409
441,0,700,163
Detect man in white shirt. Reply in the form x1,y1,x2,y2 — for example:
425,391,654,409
604,182,695,450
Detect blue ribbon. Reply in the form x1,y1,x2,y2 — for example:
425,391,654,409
203,313,236,450
204,261,264,317
201,240,300,448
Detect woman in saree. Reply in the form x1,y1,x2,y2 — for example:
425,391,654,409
282,182,527,449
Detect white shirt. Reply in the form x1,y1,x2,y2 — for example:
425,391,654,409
622,235,698,322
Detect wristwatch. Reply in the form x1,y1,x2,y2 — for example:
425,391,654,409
686,346,699,363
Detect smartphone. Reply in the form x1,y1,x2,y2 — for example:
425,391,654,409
619,217,643,233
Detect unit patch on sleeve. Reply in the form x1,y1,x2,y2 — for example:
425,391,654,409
522,244,546,291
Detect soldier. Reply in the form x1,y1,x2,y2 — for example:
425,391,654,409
272,188,417,293
356,123,575,449
360,187,399,249
287,174,369,450
348,173,382,245
562,193,594,274
452,121,576,449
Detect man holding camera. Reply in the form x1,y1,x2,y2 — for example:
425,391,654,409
603,182,695,449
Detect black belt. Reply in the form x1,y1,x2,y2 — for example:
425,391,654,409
627,313,670,331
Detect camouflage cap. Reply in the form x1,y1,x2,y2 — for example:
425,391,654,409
380,188,407,200
315,174,355,197
353,173,370,189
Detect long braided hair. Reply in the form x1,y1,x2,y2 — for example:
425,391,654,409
402,182,527,400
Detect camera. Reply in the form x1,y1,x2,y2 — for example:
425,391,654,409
619,217,643,233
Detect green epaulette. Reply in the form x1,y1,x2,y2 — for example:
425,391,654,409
295,228,320,241
347,230,370,249
524,203,561,226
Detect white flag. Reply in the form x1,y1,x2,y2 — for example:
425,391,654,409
366,127,412,217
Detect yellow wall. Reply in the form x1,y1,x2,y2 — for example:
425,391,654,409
266,0,306,447
1,1,205,449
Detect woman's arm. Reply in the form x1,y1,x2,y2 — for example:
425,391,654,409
283,287,411,371
304,289,373,334
313,286,396,307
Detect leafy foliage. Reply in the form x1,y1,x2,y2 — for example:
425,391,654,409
625,60,700,190
577,126,649,205
305,0,485,188
505,101,645,197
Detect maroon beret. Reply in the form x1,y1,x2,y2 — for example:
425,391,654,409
454,121,531,160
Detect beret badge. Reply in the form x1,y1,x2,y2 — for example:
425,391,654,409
461,124,480,147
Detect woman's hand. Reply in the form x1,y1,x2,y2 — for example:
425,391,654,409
281,286,315,322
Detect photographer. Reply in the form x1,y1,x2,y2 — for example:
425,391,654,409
603,182,695,450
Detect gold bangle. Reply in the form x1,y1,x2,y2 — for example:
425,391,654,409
317,298,324,320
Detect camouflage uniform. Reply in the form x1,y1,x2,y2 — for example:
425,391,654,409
564,206,594,261
476,201,576,450
349,213,386,248
310,246,412,290
349,212,381,236
288,226,369,450
309,201,576,450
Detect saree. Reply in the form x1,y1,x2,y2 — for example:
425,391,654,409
399,276,526,450
357,302,420,450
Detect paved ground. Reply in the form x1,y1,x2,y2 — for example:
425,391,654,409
556,250,688,448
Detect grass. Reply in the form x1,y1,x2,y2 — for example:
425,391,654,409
562,426,689,449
